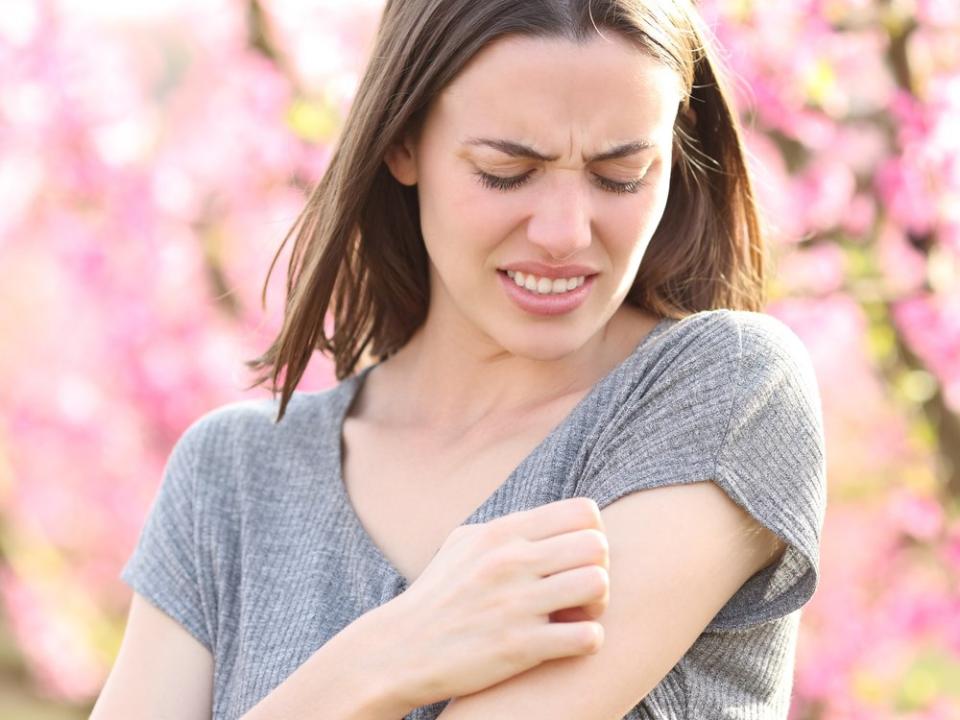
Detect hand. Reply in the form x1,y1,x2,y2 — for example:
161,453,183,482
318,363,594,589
386,497,610,707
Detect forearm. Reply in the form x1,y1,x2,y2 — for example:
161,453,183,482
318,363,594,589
239,598,422,720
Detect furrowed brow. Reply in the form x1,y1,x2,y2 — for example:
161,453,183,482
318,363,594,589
462,137,653,162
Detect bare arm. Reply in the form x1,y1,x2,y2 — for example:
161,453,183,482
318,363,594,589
239,595,424,720
94,499,609,720
243,499,613,718
92,591,423,720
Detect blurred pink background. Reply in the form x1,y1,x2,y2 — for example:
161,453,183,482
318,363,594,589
1,1,959,717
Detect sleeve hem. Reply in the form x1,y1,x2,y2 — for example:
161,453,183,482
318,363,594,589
701,473,819,633
704,315,822,633
120,569,214,653
117,418,216,653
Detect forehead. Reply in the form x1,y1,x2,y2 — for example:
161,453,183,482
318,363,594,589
431,33,683,148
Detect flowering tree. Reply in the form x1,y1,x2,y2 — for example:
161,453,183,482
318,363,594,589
0,0,958,716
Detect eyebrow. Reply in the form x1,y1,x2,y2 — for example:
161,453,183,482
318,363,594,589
462,136,654,162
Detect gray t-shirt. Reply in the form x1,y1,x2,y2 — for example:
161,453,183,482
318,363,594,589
120,308,827,719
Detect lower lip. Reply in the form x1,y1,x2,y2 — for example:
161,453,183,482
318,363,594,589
497,270,597,316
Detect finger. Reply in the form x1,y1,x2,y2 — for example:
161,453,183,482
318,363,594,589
531,527,609,577
506,497,604,542
528,564,609,617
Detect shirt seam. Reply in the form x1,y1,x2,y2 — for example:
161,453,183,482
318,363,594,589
711,314,746,485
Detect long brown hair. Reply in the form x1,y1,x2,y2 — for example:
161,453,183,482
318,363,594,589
245,0,767,422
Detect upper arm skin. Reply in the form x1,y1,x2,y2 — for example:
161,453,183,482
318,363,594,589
90,591,214,720
436,481,786,720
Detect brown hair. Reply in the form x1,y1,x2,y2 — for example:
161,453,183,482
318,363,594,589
245,0,767,422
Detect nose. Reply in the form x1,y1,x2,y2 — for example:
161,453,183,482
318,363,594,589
524,169,593,260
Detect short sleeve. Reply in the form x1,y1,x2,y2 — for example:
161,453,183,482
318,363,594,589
576,310,828,633
120,419,214,652
705,314,827,631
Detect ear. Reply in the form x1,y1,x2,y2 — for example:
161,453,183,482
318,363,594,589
383,133,419,186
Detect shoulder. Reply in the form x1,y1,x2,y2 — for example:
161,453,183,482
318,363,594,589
656,308,739,358
155,386,348,515
725,309,815,362
612,309,819,429
665,309,814,374
720,310,820,401
631,309,741,387
171,385,343,464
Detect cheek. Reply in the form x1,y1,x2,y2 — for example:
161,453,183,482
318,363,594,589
603,175,673,264
650,171,673,222
637,166,673,232
611,177,670,240
416,175,505,276
420,165,496,226
417,170,470,238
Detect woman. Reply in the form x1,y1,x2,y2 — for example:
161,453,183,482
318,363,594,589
93,0,827,718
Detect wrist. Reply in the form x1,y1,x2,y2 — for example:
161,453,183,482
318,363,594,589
339,595,425,718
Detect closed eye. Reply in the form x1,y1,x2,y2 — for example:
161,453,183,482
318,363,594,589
473,169,648,195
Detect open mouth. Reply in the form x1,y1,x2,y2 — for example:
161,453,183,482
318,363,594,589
495,269,597,316
497,269,597,296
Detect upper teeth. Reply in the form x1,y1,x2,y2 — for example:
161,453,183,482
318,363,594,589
506,270,586,294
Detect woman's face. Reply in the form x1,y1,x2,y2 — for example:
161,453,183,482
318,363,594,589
384,32,684,360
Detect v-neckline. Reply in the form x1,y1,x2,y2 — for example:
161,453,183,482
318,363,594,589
329,317,675,590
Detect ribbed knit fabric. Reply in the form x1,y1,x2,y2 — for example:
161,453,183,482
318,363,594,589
120,308,827,719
